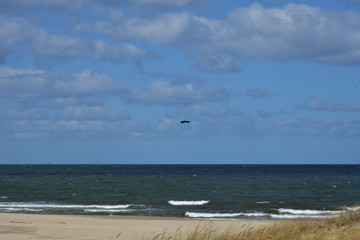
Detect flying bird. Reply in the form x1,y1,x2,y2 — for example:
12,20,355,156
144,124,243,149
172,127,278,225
180,120,190,124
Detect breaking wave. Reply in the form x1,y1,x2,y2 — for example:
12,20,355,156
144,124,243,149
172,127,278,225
168,200,209,206
185,208,344,220
0,202,139,214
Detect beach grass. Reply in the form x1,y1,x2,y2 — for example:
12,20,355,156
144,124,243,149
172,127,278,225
150,209,360,240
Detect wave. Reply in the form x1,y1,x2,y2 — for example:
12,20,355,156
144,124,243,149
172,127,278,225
168,200,209,206
185,208,344,220
0,202,350,220
0,202,139,214
186,212,242,218
0,203,131,209
84,209,133,213
270,208,342,219
1,207,43,212
185,211,267,218
278,208,341,215
271,214,327,219
347,206,360,211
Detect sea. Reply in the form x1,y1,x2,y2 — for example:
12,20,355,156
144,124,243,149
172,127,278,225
0,164,359,220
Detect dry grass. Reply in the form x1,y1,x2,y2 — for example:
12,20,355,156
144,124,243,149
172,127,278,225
149,209,360,240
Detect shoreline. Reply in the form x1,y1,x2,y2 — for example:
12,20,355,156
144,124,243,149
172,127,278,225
0,213,273,240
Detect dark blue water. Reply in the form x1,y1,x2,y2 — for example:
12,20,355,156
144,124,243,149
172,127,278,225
0,165,359,220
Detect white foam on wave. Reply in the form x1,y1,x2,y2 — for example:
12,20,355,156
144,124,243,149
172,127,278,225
186,208,344,220
84,209,133,213
256,201,270,204
346,206,360,211
186,212,242,218
278,208,341,215
185,211,267,218
168,200,209,206
1,207,23,212
0,202,132,210
271,214,327,219
0,207,43,212
269,208,343,219
243,212,268,217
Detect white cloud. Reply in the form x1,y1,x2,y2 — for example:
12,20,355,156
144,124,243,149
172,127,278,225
0,17,29,44
194,54,242,73
175,105,255,136
84,3,360,72
92,0,195,8
265,0,360,7
2,120,123,140
0,103,47,120
2,97,360,139
54,71,125,95
0,0,83,12
180,105,243,118
123,80,229,105
62,106,130,121
32,31,155,62
93,40,156,61
0,15,154,64
4,115,360,140
136,0,193,6
0,17,32,62
5,2,360,72
0,67,231,139
32,31,90,59
259,118,360,137
0,67,125,98
302,98,360,111
0,67,227,106
0,67,50,98
217,3,360,65
48,96,105,108
1,118,188,140
90,11,193,45
177,105,360,137
4,1,360,72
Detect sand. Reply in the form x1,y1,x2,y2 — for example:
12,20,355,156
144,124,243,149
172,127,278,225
0,213,271,240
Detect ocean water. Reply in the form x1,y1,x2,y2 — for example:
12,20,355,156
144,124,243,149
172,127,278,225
0,164,359,220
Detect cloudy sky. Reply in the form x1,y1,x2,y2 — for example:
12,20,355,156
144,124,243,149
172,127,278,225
1,0,360,164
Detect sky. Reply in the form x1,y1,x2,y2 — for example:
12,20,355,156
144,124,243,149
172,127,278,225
1,0,360,164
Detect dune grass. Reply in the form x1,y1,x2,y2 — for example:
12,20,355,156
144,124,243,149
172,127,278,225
150,209,360,240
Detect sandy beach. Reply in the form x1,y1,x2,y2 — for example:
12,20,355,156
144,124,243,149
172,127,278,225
0,213,271,240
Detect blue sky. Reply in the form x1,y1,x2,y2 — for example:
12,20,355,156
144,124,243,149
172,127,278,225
1,0,360,164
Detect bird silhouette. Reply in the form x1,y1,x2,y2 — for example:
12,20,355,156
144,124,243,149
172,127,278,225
180,120,190,124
